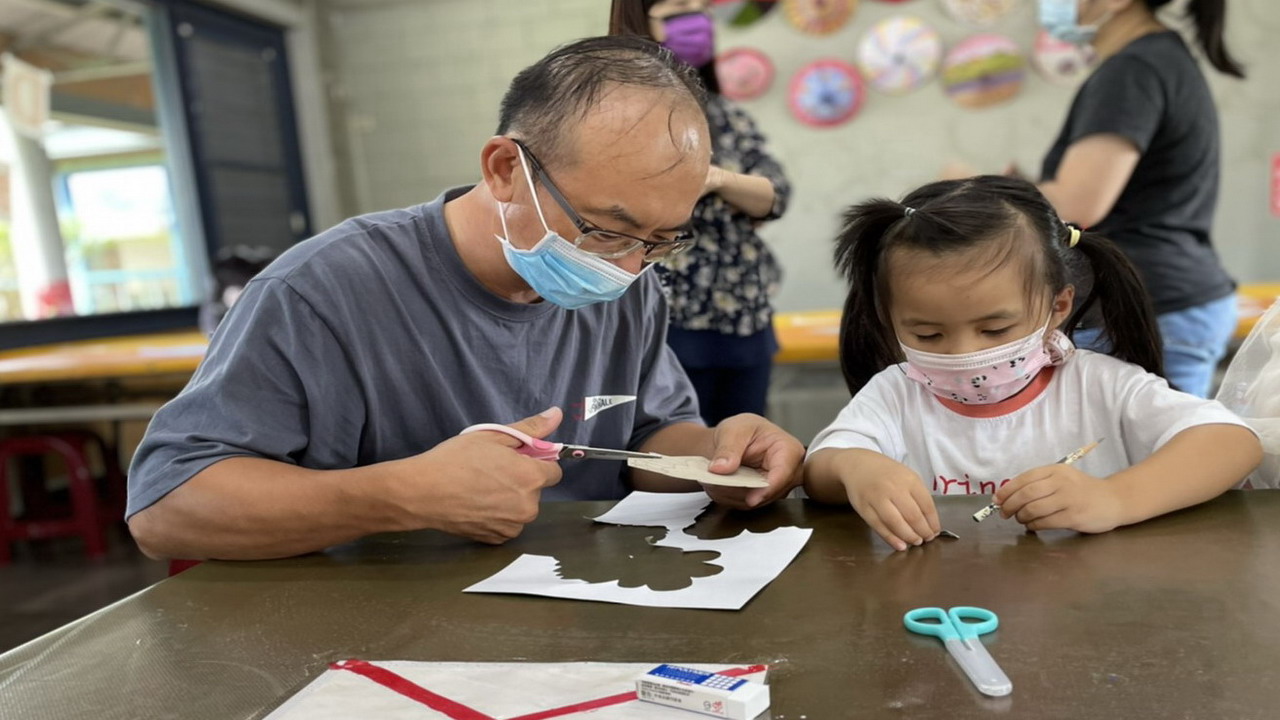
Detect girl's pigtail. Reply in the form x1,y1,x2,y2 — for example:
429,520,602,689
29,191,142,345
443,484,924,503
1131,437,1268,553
1067,228,1166,379
834,200,913,395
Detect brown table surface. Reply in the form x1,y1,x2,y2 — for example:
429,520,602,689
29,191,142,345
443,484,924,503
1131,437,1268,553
3,492,1279,719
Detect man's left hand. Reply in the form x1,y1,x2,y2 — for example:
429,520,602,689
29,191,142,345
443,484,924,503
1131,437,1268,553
703,413,805,510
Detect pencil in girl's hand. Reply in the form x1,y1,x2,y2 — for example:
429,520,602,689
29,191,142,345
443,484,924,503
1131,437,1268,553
972,439,1106,522
1057,438,1103,466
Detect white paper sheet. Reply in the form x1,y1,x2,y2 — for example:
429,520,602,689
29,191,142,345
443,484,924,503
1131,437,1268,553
265,660,768,720
590,490,713,529
465,492,812,610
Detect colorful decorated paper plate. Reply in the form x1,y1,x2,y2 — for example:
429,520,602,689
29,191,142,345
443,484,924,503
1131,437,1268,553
1031,29,1093,86
857,16,942,95
716,48,775,101
784,0,858,36
711,0,780,27
939,0,1021,28
941,33,1025,109
788,59,866,127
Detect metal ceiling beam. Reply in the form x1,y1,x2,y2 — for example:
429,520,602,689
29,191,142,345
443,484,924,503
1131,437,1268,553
12,1,112,52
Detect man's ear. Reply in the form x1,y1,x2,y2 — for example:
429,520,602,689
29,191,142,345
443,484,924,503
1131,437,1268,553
481,137,521,203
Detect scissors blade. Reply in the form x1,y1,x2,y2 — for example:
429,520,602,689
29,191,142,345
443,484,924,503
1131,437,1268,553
560,445,664,461
943,637,1012,697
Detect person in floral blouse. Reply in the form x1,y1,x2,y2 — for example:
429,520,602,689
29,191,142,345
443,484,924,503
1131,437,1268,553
610,0,792,424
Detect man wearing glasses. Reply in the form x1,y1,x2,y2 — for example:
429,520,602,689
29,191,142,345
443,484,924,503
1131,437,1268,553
126,36,805,561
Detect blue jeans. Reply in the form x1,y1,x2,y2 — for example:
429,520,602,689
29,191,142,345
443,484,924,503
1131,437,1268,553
1073,294,1237,398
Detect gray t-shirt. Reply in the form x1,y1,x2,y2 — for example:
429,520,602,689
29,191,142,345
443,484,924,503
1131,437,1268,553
127,187,703,518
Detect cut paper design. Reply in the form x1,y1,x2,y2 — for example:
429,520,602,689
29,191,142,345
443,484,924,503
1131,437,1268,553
716,47,775,101
554,546,724,591
593,490,712,530
941,33,1025,108
784,0,857,36
788,59,866,127
265,661,769,720
858,16,943,95
683,497,813,541
1031,28,1094,86
465,492,812,610
939,0,1021,28
626,455,769,487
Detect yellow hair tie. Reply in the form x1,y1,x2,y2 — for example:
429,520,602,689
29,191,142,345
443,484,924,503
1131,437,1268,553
1068,227,1081,248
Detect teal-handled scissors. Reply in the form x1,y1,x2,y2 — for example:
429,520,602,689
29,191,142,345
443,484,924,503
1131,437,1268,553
904,606,1012,697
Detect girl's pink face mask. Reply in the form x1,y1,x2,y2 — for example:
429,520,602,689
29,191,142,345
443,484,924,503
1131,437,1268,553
900,322,1075,404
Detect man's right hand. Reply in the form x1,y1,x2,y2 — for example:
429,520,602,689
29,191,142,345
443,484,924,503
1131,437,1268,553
393,407,564,544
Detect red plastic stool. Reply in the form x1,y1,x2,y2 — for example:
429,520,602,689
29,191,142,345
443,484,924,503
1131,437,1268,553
168,559,202,576
0,432,126,564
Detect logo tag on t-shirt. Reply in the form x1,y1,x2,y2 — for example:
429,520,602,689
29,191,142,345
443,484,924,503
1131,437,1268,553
581,395,637,420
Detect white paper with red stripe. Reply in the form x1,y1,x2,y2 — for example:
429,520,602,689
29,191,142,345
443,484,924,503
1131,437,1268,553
265,661,769,720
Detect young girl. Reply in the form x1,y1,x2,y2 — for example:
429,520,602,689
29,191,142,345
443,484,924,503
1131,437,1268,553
803,176,1261,552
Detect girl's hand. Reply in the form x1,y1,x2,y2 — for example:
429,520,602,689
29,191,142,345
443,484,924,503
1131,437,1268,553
844,466,941,551
994,465,1123,533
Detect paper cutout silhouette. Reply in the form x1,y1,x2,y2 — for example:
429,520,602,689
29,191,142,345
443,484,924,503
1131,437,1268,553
465,493,811,610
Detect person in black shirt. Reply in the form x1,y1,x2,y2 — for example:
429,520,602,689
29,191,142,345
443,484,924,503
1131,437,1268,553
1036,0,1244,397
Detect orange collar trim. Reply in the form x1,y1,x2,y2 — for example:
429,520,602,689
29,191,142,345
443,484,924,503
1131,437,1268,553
934,366,1058,418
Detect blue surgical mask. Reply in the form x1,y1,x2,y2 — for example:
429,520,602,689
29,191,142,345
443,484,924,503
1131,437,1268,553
1039,0,1109,46
494,147,647,310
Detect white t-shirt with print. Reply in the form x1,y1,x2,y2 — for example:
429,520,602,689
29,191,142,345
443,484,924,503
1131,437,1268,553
807,350,1251,496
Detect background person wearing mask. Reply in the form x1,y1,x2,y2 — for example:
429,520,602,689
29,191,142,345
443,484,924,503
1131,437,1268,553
1034,0,1245,397
610,0,792,424
126,37,804,562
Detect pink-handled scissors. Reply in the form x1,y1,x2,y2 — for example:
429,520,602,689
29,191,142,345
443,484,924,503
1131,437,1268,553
460,423,664,461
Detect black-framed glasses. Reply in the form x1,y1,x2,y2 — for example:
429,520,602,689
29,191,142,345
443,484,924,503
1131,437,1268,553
510,138,693,260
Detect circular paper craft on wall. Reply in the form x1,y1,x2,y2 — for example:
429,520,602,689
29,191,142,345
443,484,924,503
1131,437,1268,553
716,48,775,101
784,0,857,36
857,16,942,95
1031,29,1093,86
711,0,780,27
788,58,866,127
939,0,1020,28
941,33,1025,109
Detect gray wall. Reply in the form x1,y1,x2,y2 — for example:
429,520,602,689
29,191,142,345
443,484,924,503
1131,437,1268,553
320,0,1280,313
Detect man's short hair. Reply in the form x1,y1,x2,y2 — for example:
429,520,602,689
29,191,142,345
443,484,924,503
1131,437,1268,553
496,35,707,168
